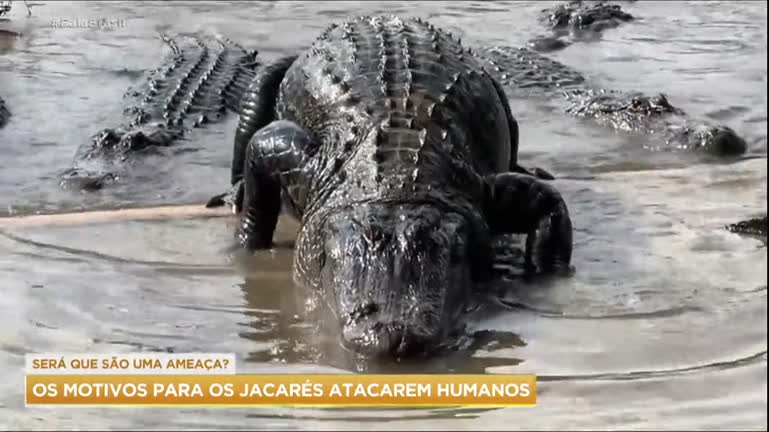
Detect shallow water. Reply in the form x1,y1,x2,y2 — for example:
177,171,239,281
0,1,767,430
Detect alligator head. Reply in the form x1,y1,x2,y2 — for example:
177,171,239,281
530,0,635,51
546,0,634,36
567,92,748,155
296,201,492,360
85,123,184,156
0,95,9,129
726,216,768,239
59,123,184,191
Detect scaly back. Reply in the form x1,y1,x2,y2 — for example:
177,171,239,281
277,15,514,205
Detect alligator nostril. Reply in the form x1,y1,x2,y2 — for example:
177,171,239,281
340,319,429,359
348,302,379,323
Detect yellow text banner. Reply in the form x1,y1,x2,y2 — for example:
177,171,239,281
26,374,536,407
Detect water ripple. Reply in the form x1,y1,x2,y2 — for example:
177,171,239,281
497,299,706,321
0,229,226,270
538,351,767,383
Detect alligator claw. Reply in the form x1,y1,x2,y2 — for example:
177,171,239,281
205,180,243,214
205,193,228,208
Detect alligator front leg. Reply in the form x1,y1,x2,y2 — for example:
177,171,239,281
483,173,574,276
488,75,557,181
206,55,298,210
237,120,315,250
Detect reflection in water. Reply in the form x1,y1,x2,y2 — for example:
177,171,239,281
0,28,20,53
244,406,502,424
537,350,768,383
237,276,529,375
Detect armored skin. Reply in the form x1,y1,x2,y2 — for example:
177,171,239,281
214,15,575,360
473,46,748,156
0,95,8,129
530,0,635,52
726,216,768,240
60,5,748,192
59,32,260,190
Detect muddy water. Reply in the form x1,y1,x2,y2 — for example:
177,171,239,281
0,1,767,430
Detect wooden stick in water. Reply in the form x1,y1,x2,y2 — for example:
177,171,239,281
0,204,233,229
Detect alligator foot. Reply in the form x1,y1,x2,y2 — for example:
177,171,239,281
483,172,574,276
205,179,243,213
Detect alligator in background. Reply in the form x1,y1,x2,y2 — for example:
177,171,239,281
503,1,748,155
474,45,747,156
0,1,32,17
528,0,635,53
0,95,8,128
58,32,260,190
528,1,761,237
727,216,768,241
59,1,747,194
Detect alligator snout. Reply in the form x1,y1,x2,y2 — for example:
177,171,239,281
666,123,747,156
341,318,432,359
703,126,747,156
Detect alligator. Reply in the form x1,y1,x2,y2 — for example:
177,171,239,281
58,32,260,190
470,44,748,156
0,1,32,17
207,15,575,360
0,95,8,129
529,0,635,53
58,1,745,193
726,216,768,240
